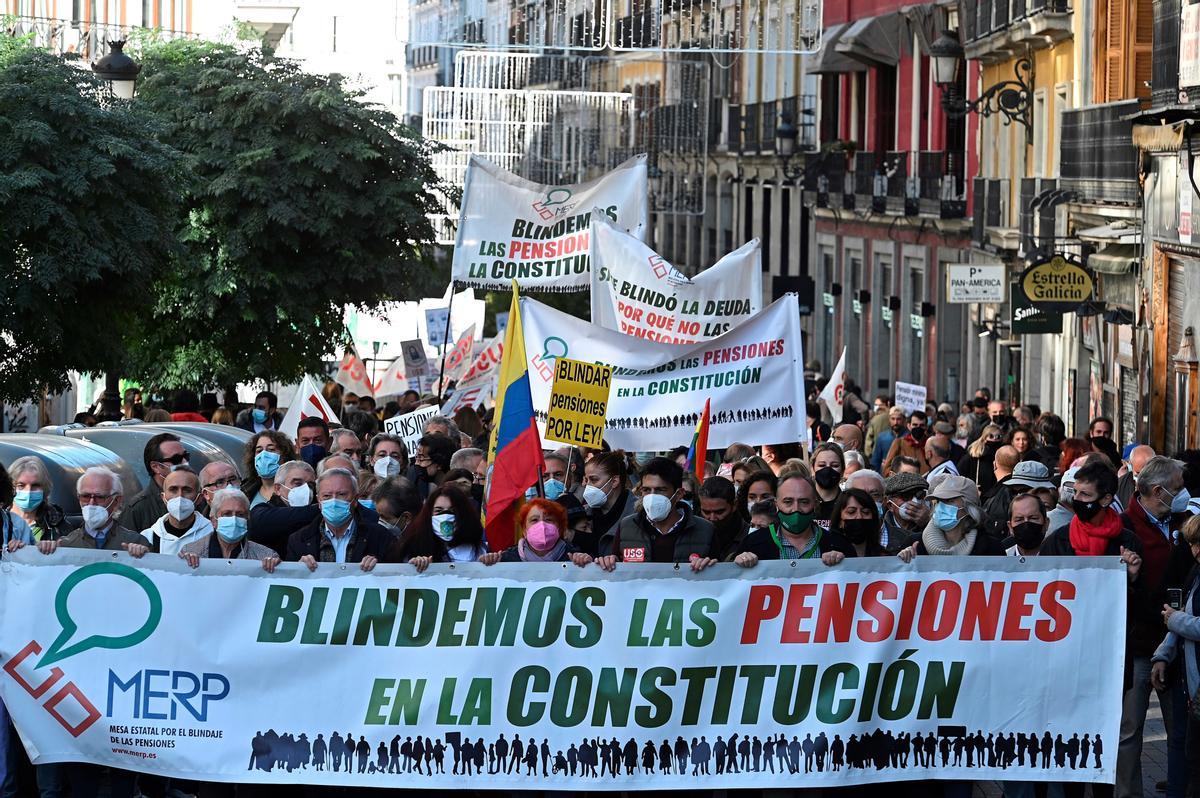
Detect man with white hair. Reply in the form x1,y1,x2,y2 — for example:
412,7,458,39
424,414,462,444
329,428,365,468
449,447,484,474
249,460,319,556
844,470,886,514
1116,443,1156,509
179,488,280,570
286,468,393,571
58,467,150,554
317,453,359,477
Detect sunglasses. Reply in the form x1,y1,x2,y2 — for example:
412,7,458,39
156,453,190,466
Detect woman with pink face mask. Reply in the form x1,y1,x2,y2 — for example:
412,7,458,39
478,499,593,566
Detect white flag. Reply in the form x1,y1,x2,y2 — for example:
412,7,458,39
819,348,848,425
374,358,409,399
334,344,375,397
440,324,477,384
279,376,340,438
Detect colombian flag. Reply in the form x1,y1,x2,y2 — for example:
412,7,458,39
484,284,545,551
684,398,711,481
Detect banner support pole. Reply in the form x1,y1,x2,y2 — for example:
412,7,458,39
437,285,457,399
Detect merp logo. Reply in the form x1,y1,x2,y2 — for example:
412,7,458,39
531,187,575,221
2,561,163,737
530,336,568,383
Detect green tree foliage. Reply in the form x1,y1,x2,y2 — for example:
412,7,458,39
128,40,444,387
0,46,183,403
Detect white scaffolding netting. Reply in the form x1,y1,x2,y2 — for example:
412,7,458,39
406,0,821,54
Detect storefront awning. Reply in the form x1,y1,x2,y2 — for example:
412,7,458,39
802,23,868,74
1088,244,1140,275
835,13,904,67
1077,219,1141,245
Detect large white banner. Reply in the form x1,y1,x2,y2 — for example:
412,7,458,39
451,156,649,293
0,551,1123,789
523,295,806,451
589,212,762,343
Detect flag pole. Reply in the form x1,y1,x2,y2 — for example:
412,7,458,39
437,283,457,399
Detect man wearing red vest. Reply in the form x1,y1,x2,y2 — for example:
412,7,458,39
1117,456,1193,798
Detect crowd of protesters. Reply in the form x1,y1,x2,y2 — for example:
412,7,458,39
2,378,1199,798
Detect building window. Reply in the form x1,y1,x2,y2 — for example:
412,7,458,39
1095,0,1153,102
1033,90,1047,177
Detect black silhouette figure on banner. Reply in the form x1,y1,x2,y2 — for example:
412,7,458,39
246,726,1109,782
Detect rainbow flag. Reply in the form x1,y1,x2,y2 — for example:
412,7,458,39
484,284,545,551
684,398,711,481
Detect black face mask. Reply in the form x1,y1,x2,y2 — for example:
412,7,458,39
1072,498,1104,523
1012,521,1046,550
841,519,877,545
470,484,484,505
814,466,841,490
991,415,1007,426
984,440,1001,454
909,427,927,443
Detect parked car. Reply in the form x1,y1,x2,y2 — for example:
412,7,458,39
142,422,252,468
38,424,238,490
0,434,141,525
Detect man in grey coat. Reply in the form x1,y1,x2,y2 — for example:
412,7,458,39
57,467,151,554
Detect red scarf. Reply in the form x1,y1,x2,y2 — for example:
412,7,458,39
1069,507,1123,557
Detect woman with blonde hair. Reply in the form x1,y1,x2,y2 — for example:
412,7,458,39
957,423,1004,490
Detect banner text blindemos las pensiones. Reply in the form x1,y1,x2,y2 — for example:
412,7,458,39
0,549,1123,789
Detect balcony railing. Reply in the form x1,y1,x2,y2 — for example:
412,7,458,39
725,104,741,152
969,0,1070,41
4,15,198,61
917,151,967,219
761,101,777,153
408,45,440,68
1152,0,1181,107
742,102,761,152
1060,101,1139,204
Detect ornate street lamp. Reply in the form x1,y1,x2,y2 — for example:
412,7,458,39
91,40,141,100
930,29,1032,142
775,115,803,181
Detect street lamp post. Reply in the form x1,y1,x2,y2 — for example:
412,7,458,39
929,29,1033,143
91,40,141,100
775,116,803,181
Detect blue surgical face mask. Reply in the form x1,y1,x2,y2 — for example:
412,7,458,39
543,479,566,501
1170,487,1192,515
321,498,353,527
254,449,280,479
252,408,269,424
216,515,248,543
358,499,375,512
13,489,43,512
933,502,962,531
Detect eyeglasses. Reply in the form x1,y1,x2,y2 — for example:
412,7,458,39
413,454,432,464
156,453,190,466
472,474,487,484
204,475,239,490
79,493,115,504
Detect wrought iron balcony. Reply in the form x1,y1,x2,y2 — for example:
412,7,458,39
3,15,197,61
917,151,967,219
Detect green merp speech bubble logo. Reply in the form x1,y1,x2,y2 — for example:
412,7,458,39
37,561,163,668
